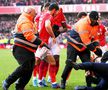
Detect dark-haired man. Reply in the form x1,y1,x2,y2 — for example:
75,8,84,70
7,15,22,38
32,2,50,87
77,12,87,20
60,11,102,89
61,11,88,85
36,3,60,88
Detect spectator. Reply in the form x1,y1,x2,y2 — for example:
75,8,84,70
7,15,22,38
16,0,26,6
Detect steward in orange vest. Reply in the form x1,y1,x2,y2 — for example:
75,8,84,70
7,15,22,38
2,7,49,90
60,11,102,89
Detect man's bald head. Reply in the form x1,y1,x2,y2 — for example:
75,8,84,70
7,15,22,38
23,6,37,17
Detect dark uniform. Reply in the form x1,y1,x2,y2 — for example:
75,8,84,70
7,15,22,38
74,61,108,90
74,51,108,90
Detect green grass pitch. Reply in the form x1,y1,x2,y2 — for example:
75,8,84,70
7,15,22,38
0,48,86,90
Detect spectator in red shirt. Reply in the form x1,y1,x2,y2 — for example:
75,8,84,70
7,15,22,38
98,18,107,54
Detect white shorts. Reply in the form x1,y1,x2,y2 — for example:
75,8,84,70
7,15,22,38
35,47,52,60
100,45,107,55
48,37,61,55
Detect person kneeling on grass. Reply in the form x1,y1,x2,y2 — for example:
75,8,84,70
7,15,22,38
70,51,108,90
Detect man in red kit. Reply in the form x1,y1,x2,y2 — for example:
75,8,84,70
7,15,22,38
32,2,50,87
47,7,68,83
37,3,60,88
98,18,107,54
34,6,68,87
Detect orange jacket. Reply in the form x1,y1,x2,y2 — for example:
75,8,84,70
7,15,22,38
14,13,38,52
68,16,99,51
74,16,99,45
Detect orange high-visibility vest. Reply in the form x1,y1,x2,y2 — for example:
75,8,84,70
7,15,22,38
14,13,38,52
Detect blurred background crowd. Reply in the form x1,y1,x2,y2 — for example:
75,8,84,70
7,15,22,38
0,13,108,40
0,0,108,48
0,0,108,6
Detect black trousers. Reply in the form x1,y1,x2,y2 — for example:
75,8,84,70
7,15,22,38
84,51,108,87
79,62,108,90
6,45,35,89
61,44,90,81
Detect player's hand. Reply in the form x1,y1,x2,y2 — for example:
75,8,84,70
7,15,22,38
94,48,102,57
39,42,50,49
52,37,56,44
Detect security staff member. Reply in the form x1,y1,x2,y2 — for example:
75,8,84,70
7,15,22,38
77,12,87,21
60,11,102,89
62,12,87,82
2,7,49,90
73,51,108,90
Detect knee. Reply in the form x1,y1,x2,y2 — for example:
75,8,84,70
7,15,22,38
23,62,35,71
49,60,56,65
46,55,56,65
65,59,73,67
23,66,33,72
49,58,56,65
54,55,59,66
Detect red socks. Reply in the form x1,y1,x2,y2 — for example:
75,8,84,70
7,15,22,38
49,64,56,83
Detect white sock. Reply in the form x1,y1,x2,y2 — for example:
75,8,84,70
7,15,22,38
48,76,50,79
38,79,42,83
33,77,36,80
52,82,57,84
42,77,45,80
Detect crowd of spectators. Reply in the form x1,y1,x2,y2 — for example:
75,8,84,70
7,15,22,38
0,14,18,47
0,15,18,34
65,13,108,27
0,13,108,38
0,0,108,6
0,13,108,48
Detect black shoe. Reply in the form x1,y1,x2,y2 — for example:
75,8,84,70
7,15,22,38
60,80,66,89
71,62,80,70
2,80,9,90
16,88,25,90
15,84,25,90
74,86,87,90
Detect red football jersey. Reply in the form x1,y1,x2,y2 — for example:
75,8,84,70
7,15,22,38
34,13,41,30
34,12,44,31
34,13,41,23
39,12,53,44
53,8,66,27
98,24,106,46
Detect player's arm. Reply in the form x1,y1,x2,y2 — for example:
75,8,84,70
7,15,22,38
78,27,96,51
45,19,55,38
21,23,49,49
21,23,37,42
104,26,108,36
60,22,68,33
79,27,102,56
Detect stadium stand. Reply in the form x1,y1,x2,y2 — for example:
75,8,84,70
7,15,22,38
0,0,108,6
0,1,108,49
